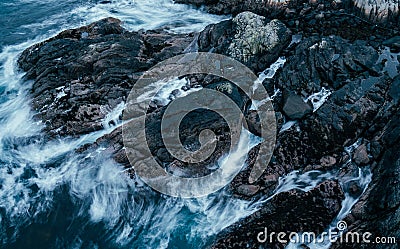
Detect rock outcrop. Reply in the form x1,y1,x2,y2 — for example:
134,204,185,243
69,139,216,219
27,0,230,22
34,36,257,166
18,17,194,138
197,11,291,71
176,0,400,25
213,180,344,248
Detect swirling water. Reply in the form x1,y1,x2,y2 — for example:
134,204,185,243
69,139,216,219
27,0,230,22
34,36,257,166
0,1,372,248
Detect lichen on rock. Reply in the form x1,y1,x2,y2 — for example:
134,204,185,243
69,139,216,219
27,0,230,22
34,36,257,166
228,11,291,64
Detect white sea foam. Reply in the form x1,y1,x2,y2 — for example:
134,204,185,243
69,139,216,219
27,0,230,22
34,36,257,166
285,167,372,249
258,57,286,83
71,0,229,33
137,77,202,106
377,46,399,79
304,87,332,111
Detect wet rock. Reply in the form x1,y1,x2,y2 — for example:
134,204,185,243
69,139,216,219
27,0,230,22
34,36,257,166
198,12,291,71
178,0,399,41
282,91,313,119
332,112,400,248
212,180,344,249
236,184,260,197
383,36,400,51
264,36,379,96
389,75,400,103
353,144,370,165
156,148,174,163
245,110,261,136
175,0,287,17
18,18,194,137
227,12,291,71
17,4,400,247
320,155,337,167
348,182,362,196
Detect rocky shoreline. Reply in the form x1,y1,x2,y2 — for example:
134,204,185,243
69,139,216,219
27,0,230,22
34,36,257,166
17,0,400,248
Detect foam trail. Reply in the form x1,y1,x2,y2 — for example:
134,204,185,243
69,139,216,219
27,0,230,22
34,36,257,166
258,57,286,83
0,1,371,248
285,167,372,249
284,140,373,249
279,120,297,133
136,77,202,106
71,0,229,33
250,56,285,110
102,102,125,129
304,87,332,111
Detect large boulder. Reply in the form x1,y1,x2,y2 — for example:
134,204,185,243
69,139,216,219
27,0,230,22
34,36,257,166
198,11,291,71
227,12,291,71
282,90,313,119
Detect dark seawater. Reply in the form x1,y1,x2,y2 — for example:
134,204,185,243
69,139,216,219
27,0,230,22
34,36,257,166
1,0,79,47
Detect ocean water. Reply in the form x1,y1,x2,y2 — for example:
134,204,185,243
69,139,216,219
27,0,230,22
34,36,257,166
0,1,372,248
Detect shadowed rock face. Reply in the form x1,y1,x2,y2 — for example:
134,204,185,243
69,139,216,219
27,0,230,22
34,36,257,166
330,105,400,249
282,90,313,119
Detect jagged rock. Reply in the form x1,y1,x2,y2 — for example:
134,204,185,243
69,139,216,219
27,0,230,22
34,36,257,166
178,0,399,42
264,36,379,97
212,180,345,249
282,90,313,119
175,0,287,17
353,144,370,165
352,0,399,23
198,12,291,71
227,12,291,71
383,36,400,51
332,112,400,249
17,5,400,248
18,17,194,138
320,155,337,167
389,75,400,103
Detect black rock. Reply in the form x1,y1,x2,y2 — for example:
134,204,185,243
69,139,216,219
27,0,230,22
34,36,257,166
282,90,313,119
213,180,344,249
